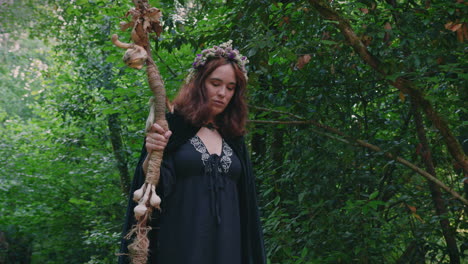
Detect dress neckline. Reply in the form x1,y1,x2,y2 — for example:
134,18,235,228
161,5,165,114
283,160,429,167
194,135,224,157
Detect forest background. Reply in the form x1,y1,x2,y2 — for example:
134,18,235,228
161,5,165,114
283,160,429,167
0,0,467,263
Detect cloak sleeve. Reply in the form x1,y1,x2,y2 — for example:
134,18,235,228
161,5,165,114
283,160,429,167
231,137,267,264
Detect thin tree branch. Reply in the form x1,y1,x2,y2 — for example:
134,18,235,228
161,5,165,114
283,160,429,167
154,51,178,78
249,105,304,120
248,114,468,205
248,119,312,125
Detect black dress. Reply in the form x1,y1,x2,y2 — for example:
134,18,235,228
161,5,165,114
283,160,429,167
118,112,266,264
156,135,242,264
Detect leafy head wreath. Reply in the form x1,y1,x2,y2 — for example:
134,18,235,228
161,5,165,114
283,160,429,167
186,40,249,82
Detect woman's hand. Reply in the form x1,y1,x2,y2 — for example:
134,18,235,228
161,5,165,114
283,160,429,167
145,123,172,153
143,123,172,174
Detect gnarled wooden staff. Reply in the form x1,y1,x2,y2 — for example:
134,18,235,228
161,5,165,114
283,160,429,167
112,0,167,263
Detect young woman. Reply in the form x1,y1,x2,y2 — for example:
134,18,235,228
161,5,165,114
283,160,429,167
119,41,266,264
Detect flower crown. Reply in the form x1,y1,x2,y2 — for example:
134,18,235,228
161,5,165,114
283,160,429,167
191,40,249,78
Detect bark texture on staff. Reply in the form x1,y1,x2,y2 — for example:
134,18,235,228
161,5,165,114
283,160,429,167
145,62,169,186
112,0,165,263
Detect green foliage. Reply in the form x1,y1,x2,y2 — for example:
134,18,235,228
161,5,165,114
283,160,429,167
0,0,466,263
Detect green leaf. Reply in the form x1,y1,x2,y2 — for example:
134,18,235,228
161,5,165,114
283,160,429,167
273,196,281,206
369,191,379,200
69,197,89,205
320,40,338,45
298,192,306,203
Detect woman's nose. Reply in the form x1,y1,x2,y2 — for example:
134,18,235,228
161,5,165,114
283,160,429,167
217,86,226,97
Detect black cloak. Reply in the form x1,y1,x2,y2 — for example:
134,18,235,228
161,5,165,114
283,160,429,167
118,112,266,264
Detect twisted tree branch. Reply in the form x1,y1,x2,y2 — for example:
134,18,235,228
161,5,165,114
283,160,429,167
308,0,468,177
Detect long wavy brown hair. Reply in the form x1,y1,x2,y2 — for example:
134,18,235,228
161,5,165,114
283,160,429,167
173,57,248,138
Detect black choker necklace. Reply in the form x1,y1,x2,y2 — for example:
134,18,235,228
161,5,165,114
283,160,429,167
203,123,217,131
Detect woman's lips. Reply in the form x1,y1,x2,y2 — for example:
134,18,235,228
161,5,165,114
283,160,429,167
213,100,224,106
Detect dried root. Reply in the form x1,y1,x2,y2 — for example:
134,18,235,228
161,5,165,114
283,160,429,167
125,211,152,264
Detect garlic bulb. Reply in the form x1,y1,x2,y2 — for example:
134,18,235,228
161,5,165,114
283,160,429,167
142,183,151,201
134,204,147,218
133,187,144,202
150,185,161,208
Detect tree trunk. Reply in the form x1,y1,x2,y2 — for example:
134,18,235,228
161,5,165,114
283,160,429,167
411,99,460,264
107,113,130,195
396,240,426,264
379,111,413,203
251,129,266,166
271,128,284,177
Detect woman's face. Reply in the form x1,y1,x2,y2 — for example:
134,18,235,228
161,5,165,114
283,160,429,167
204,63,236,120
